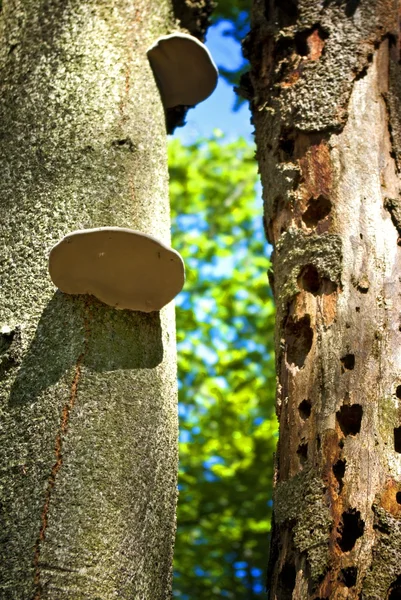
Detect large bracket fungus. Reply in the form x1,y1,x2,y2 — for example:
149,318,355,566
147,32,218,108
49,227,185,312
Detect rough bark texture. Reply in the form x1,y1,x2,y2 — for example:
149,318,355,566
171,0,215,40
0,1,181,598
166,0,215,132
248,1,401,598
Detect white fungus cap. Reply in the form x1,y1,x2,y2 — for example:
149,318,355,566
147,32,218,108
49,227,185,312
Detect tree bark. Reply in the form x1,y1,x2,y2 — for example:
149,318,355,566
0,1,180,598
248,1,401,598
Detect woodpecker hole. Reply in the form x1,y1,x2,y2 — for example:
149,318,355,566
396,385,401,399
294,25,329,59
333,459,346,494
285,315,313,368
278,562,296,600
299,399,311,420
298,264,320,294
394,427,401,453
340,566,357,588
297,264,337,296
297,442,308,466
337,509,364,552
336,404,363,436
278,135,295,161
302,196,332,227
341,353,355,371
396,491,401,505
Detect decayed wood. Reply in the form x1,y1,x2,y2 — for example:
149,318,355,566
248,1,401,598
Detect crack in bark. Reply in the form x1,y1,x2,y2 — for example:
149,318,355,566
32,307,90,600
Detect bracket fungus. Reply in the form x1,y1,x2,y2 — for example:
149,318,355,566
49,227,185,312
147,32,218,108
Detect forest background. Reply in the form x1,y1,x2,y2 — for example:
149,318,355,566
170,1,277,598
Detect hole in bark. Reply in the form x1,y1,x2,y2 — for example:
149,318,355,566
302,196,332,227
278,135,295,161
294,25,329,57
333,459,346,493
337,509,364,552
297,264,337,296
299,399,311,420
273,36,295,60
317,435,321,451
294,30,310,56
275,0,299,27
388,575,401,600
285,315,313,368
396,385,401,399
278,562,296,599
355,307,360,312
297,442,308,465
298,264,320,294
0,328,15,354
396,491,401,505
345,0,360,17
341,566,357,588
356,276,369,293
341,353,355,370
111,137,135,151
336,404,363,436
394,427,401,453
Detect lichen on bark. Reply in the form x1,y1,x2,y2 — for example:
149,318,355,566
0,1,182,598
248,1,401,598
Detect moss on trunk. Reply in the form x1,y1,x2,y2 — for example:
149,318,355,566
0,1,181,598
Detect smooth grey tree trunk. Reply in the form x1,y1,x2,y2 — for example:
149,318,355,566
248,1,401,598
0,1,181,598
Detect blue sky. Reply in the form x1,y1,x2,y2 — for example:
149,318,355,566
173,22,253,142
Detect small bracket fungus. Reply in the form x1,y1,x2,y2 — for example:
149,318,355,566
49,227,185,312
147,32,218,108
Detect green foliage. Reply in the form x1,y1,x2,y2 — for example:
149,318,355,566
169,134,277,599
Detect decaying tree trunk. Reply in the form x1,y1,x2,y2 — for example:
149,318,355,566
247,1,401,598
0,1,184,598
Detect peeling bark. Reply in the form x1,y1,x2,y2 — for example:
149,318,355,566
0,1,181,598
248,1,401,598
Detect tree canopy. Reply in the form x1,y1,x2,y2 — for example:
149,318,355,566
169,134,277,598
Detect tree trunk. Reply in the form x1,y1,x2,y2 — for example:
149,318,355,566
0,1,180,598
248,1,401,598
